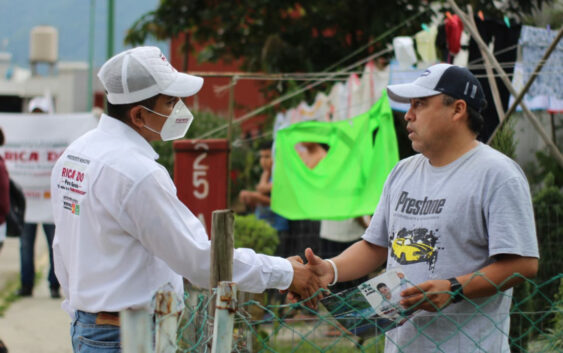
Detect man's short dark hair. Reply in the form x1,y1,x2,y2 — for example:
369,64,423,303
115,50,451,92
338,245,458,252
442,94,483,135
106,94,159,123
258,140,273,151
377,283,388,291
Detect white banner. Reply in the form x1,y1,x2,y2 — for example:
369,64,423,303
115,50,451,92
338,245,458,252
0,113,98,223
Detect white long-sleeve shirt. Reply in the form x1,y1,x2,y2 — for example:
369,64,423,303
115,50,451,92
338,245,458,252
51,114,293,317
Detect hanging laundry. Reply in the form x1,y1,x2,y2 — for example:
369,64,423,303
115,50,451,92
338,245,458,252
509,62,563,112
415,25,438,65
393,36,417,69
445,14,464,55
517,25,563,104
328,82,349,121
387,60,426,112
358,61,390,114
453,31,470,67
271,91,398,220
287,106,302,125
274,111,289,136
347,73,364,118
468,16,521,142
297,92,331,122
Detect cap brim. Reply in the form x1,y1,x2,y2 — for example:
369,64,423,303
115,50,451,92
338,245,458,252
161,72,204,98
387,83,441,103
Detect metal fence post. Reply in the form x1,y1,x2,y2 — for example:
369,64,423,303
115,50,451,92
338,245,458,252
155,289,182,353
211,282,237,353
121,309,152,353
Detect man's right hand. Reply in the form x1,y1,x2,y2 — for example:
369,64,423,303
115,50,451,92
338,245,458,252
286,248,336,306
287,255,323,309
304,248,336,288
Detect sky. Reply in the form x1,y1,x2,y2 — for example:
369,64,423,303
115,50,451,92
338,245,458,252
0,0,168,70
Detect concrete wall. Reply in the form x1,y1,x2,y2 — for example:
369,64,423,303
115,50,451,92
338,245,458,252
512,111,563,173
0,60,89,113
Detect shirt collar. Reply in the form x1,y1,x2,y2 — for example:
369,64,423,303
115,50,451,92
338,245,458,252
97,114,159,160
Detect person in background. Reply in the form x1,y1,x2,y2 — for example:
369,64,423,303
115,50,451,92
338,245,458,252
0,127,10,353
51,46,321,352
290,141,326,258
0,128,8,252
297,64,539,352
238,140,290,258
15,97,60,298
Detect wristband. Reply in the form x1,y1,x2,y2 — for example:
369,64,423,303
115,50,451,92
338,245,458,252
326,259,338,287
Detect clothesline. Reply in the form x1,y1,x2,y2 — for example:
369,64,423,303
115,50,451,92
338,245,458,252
194,17,561,140
190,55,548,81
200,67,557,81
193,7,436,140
195,46,393,140
232,130,274,146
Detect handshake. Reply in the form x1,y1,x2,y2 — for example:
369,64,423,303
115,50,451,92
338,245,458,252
285,248,336,309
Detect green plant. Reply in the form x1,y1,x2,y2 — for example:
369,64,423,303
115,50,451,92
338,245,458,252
511,173,563,352
234,214,279,256
547,278,563,349
528,150,563,190
490,119,516,159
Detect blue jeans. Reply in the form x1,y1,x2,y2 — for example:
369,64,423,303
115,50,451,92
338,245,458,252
71,311,121,352
19,223,59,289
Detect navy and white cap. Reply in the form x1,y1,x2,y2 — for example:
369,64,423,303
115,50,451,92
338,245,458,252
387,63,487,113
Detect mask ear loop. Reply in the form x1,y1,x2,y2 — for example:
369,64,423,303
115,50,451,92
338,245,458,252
140,105,168,119
139,105,166,136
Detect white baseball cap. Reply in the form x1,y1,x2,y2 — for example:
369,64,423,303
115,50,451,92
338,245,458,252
387,63,487,112
97,46,204,105
28,96,53,113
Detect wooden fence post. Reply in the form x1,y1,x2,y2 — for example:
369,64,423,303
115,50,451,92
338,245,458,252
208,209,235,350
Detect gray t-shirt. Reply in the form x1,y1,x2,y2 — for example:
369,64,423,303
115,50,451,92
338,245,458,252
363,143,539,353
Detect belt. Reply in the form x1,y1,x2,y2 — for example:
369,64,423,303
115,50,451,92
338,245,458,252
95,311,120,327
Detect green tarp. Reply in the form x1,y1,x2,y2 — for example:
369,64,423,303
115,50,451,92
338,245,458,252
271,91,399,220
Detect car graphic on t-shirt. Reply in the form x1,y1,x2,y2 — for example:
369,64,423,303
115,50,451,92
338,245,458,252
392,237,434,262
390,228,439,271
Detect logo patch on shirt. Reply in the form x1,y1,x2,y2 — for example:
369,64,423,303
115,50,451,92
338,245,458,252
63,196,81,216
71,203,80,215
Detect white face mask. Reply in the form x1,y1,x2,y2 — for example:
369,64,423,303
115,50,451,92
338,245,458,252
141,99,194,141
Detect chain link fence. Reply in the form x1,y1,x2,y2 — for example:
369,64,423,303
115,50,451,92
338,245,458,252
165,274,562,353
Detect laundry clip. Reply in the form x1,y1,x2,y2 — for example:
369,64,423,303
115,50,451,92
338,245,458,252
477,10,484,21
504,16,510,28
445,11,454,21
421,23,430,32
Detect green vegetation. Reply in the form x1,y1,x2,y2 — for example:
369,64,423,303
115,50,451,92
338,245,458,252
0,265,43,316
234,214,278,257
0,276,20,317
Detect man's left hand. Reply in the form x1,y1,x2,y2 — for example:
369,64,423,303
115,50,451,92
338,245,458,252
399,279,453,312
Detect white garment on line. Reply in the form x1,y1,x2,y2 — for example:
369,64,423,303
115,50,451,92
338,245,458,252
393,36,417,70
453,31,470,67
347,73,364,119
415,26,438,66
388,60,426,112
328,82,349,121
358,61,390,115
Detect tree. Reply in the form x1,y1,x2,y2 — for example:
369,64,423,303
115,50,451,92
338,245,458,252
126,0,551,74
